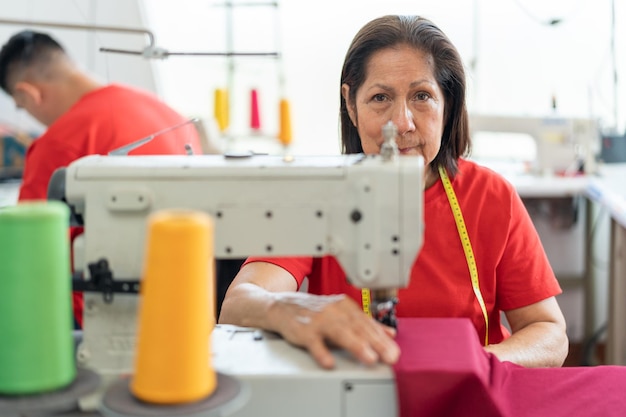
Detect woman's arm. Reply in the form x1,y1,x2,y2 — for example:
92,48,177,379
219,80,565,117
218,261,399,369
484,297,568,367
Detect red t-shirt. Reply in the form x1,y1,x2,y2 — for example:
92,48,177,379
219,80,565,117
19,84,202,201
18,84,202,327
245,159,561,345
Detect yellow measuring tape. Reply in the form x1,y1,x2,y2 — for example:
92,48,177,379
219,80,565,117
439,165,489,346
361,165,489,346
361,288,371,317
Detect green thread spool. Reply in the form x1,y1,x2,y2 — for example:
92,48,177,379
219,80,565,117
0,201,76,394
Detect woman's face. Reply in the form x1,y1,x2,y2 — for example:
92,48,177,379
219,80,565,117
342,45,445,170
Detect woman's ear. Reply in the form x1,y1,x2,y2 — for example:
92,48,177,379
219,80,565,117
12,81,43,108
341,83,357,127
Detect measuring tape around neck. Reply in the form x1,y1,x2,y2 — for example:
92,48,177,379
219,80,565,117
360,165,489,346
438,165,489,346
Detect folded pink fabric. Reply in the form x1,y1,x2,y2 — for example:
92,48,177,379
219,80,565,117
393,318,626,417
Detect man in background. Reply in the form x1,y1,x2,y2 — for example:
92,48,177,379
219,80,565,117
0,30,203,327
0,29,202,201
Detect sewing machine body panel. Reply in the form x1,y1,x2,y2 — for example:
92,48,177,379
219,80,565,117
211,325,397,417
77,295,138,374
65,153,423,377
67,154,423,283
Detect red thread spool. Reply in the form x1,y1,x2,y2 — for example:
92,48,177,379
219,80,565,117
250,89,261,131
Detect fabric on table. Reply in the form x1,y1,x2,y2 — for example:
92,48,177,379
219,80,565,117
393,318,507,417
393,318,626,417
496,361,626,417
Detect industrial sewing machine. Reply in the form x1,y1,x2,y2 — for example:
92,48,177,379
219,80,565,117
469,114,600,175
55,147,424,416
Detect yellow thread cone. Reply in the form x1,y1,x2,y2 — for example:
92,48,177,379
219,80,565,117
131,210,216,404
214,88,229,133
278,98,292,146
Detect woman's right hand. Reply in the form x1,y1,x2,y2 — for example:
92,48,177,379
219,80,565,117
267,292,399,369
218,261,400,369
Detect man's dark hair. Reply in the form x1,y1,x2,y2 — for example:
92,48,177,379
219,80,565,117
0,30,65,94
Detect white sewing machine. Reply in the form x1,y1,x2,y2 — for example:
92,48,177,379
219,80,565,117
60,151,424,416
469,114,600,175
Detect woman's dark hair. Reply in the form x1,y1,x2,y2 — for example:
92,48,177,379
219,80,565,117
340,15,470,176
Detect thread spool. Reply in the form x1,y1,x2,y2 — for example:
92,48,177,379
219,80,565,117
278,98,292,146
0,201,75,394
131,210,216,404
214,88,229,133
250,89,261,131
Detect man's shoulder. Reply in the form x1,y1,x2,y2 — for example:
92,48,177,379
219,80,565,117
56,84,164,125
84,84,159,102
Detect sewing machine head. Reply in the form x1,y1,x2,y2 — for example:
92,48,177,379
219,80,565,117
57,152,424,378
469,114,601,175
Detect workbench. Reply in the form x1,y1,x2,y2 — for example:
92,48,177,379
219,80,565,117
586,163,626,365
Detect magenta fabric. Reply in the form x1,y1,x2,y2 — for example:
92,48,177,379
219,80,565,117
393,318,626,417
497,362,626,416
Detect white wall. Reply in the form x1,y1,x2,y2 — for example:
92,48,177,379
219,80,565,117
142,0,626,155
2,1,623,153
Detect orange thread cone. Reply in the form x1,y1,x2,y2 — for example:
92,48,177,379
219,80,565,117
214,88,229,133
278,98,292,146
131,210,216,404
250,89,261,131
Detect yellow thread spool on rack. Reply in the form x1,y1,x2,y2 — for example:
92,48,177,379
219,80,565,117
278,98,292,147
214,88,230,133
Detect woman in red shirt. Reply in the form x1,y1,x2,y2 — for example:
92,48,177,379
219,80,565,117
219,15,568,370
